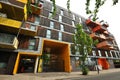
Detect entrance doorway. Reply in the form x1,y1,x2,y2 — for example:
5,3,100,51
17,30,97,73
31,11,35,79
42,39,71,72
18,55,36,73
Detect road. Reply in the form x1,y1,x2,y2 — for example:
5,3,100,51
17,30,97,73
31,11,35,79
63,72,120,80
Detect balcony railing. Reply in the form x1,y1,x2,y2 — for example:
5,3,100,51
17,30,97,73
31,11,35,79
18,37,39,51
30,1,43,15
0,33,19,49
96,41,114,50
20,22,38,36
0,17,22,29
99,34,106,40
92,25,108,32
90,33,100,39
86,19,99,28
0,1,27,21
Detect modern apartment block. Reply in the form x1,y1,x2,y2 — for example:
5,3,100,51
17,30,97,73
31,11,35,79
0,0,120,74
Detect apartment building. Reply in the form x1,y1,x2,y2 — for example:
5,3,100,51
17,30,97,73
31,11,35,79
0,0,120,74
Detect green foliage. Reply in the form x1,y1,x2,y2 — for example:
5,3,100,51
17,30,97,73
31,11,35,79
50,0,56,16
73,24,98,75
67,0,71,13
86,0,119,21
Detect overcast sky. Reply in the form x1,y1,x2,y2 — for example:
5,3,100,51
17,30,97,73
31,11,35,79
47,0,120,48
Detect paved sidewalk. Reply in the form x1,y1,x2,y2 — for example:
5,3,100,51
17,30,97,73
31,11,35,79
0,68,120,80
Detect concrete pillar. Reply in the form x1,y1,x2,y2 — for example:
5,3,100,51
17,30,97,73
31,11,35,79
34,56,39,74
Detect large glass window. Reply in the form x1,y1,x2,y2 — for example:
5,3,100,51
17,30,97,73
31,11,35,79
110,51,113,57
72,20,75,27
92,51,96,56
48,12,52,18
60,9,64,16
58,32,62,40
79,17,82,23
73,14,75,20
28,39,36,50
98,50,102,57
59,15,62,22
60,24,64,31
34,17,40,25
105,51,108,57
46,30,51,39
50,21,54,29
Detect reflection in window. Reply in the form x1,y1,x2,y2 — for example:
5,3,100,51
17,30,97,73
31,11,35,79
60,9,64,15
79,17,82,23
92,51,96,56
110,51,113,57
58,32,62,40
48,12,52,18
30,25,36,30
105,51,108,57
72,20,75,27
73,14,75,20
60,24,64,31
59,15,62,22
34,17,40,25
98,50,102,57
50,21,54,29
46,30,51,39
28,39,36,50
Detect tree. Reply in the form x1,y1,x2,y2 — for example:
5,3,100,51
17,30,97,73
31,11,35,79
73,24,98,75
50,0,119,21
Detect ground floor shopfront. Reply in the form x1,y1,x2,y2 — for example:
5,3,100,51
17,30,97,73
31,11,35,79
0,38,71,74
0,39,120,74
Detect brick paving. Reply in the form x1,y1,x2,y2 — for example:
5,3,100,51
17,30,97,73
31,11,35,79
0,68,120,80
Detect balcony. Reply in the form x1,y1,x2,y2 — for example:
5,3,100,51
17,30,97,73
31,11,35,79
97,41,114,50
0,17,22,33
90,33,100,39
102,23,109,28
18,37,39,51
106,34,114,40
92,25,108,32
0,33,19,49
20,22,38,36
30,1,43,15
0,1,27,21
99,34,106,40
0,17,22,28
86,19,99,28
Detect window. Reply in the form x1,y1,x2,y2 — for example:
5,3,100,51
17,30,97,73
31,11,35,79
110,51,113,57
51,6,54,12
72,20,75,27
48,12,52,18
34,17,40,25
60,9,64,15
60,24,64,31
58,32,62,40
28,39,36,50
115,51,118,58
59,15,62,22
105,51,108,57
50,21,54,29
79,17,82,23
92,51,96,56
30,25,36,31
98,50,102,57
73,14,75,20
74,28,77,33
46,30,51,39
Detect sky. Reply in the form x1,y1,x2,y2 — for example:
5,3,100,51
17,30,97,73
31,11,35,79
47,0,120,48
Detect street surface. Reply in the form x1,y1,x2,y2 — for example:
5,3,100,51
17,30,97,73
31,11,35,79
0,69,120,80
64,72,120,80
